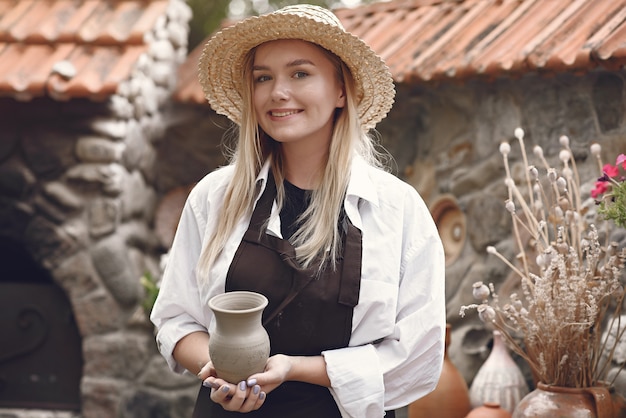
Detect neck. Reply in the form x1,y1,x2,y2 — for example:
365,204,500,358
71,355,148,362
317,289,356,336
281,144,327,190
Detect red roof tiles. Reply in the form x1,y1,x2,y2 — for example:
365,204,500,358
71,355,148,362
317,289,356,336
0,0,169,101
175,0,626,105
2,0,625,104
337,0,626,83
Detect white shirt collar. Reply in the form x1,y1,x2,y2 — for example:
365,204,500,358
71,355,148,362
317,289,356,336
346,155,380,208
253,155,381,233
254,155,379,205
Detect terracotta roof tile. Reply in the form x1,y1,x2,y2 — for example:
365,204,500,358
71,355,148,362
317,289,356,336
0,0,170,101
175,0,626,105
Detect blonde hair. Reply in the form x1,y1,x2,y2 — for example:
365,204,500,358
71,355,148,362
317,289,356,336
197,43,384,278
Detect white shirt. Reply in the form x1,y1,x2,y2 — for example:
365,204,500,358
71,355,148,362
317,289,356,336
150,156,446,418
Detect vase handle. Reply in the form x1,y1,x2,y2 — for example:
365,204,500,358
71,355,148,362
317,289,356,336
584,387,613,418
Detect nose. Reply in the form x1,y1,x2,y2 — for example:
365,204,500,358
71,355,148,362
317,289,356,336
270,77,289,101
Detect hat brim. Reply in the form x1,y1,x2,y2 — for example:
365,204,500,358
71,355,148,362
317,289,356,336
198,10,395,131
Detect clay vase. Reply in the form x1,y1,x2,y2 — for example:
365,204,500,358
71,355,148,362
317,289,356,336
512,382,626,418
469,330,529,413
208,291,270,384
466,402,512,418
408,324,471,418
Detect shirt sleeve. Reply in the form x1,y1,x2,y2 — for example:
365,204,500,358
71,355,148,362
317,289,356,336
322,186,446,417
150,186,211,374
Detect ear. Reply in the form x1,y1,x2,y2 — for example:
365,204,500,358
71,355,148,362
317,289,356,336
336,87,346,109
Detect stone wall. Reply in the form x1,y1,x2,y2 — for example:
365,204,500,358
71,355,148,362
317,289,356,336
0,1,197,417
377,69,626,391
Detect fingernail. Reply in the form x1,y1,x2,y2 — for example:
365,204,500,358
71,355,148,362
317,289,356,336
202,380,211,387
222,385,230,393
259,392,266,400
239,381,246,391
247,378,257,387
253,385,260,395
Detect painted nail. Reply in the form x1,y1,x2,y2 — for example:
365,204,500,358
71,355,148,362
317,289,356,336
239,381,246,391
202,380,211,388
247,378,257,387
259,392,266,400
222,385,230,393
253,385,260,395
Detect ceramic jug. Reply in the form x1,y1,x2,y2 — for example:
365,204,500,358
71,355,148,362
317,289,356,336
469,330,529,413
208,291,270,383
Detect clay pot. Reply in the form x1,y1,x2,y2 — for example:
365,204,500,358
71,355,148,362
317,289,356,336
512,382,626,418
429,194,466,266
208,291,270,384
408,324,471,418
466,402,512,418
469,330,528,413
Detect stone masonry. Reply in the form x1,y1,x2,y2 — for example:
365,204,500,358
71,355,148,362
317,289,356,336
0,1,198,417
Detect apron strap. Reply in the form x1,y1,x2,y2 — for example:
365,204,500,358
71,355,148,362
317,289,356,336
249,171,277,234
338,221,362,307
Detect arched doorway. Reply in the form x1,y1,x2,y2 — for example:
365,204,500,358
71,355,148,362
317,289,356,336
0,238,83,410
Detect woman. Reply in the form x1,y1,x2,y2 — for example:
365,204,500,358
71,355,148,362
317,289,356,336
151,4,445,417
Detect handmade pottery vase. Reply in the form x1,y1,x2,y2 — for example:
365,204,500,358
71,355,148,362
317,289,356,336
466,402,512,418
469,330,528,413
208,291,270,384
408,324,472,418
512,382,626,418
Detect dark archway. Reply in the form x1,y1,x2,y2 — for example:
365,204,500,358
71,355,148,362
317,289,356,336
0,237,83,410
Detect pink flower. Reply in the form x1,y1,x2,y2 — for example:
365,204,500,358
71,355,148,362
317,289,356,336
591,181,608,198
603,163,619,178
616,154,626,169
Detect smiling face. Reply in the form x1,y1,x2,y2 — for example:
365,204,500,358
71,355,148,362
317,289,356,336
251,39,346,153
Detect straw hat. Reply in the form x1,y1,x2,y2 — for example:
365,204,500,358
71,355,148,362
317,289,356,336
198,4,395,132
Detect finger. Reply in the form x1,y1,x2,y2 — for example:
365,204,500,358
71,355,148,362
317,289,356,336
231,380,249,405
203,375,229,390
220,381,249,411
237,384,260,412
210,383,234,404
198,362,214,380
202,378,219,390
256,391,267,409
248,385,267,411
208,377,230,388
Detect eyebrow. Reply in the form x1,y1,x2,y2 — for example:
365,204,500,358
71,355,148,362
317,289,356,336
252,59,316,71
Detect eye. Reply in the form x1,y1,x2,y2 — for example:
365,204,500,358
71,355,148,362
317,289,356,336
293,71,308,79
254,74,271,83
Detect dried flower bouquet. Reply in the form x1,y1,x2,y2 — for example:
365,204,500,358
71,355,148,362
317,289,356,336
461,128,626,388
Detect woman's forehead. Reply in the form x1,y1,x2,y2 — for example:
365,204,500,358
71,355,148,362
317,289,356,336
252,39,339,68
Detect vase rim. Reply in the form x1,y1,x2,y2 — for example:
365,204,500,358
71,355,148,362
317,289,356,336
536,382,610,393
209,291,269,314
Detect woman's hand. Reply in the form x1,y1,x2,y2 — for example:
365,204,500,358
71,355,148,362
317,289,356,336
200,359,269,413
246,354,293,394
200,353,329,412
206,378,266,413
200,354,292,413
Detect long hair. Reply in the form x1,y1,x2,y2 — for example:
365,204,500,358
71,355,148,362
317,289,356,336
197,42,384,278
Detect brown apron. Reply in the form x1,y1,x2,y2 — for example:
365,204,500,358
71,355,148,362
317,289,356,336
192,174,396,417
